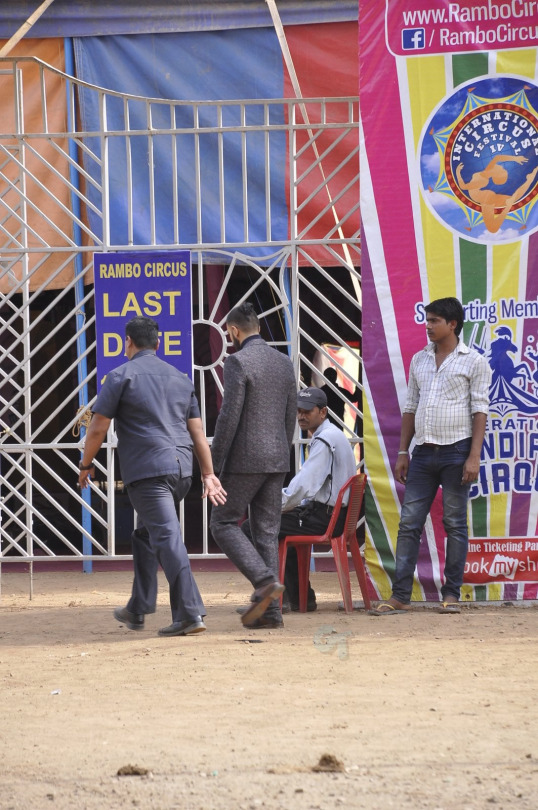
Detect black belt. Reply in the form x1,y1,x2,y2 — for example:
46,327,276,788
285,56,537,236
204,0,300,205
312,501,344,516
422,439,470,448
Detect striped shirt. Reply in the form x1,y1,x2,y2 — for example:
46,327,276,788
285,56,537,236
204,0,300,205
403,341,491,446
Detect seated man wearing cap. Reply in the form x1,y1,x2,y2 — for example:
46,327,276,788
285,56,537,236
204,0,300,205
242,386,357,613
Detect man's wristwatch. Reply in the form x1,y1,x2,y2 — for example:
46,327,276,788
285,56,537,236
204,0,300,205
79,460,94,470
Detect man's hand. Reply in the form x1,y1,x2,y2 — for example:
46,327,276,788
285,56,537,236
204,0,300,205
461,454,480,486
394,453,409,484
78,463,95,489
201,473,227,506
77,413,110,490
395,414,415,484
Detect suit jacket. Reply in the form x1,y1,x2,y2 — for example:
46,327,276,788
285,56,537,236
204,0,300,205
211,336,296,475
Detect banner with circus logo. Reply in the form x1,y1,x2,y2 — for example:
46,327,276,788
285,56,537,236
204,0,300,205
360,0,538,602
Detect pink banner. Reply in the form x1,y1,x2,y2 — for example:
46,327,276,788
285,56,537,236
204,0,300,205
361,0,538,602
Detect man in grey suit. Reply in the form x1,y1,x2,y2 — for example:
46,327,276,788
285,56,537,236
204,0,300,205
210,302,297,629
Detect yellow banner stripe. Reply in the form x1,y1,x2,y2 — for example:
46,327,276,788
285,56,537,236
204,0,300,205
496,49,538,79
362,396,398,595
421,199,457,300
407,57,457,308
363,400,401,546
406,56,448,150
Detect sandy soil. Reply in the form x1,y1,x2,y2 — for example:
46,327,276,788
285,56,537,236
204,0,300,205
1,567,537,810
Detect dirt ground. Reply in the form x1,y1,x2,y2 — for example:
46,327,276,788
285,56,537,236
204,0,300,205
1,568,537,810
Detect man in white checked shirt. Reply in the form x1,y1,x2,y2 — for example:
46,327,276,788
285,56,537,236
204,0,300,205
371,298,491,616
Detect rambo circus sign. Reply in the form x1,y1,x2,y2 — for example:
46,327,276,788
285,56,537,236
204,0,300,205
93,250,193,388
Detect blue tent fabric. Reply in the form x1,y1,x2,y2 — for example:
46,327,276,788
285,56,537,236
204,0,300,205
0,1,357,38
74,30,289,253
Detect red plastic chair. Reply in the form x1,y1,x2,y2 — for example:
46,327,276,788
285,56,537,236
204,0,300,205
278,473,371,614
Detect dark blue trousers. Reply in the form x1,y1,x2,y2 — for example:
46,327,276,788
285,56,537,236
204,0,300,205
125,474,205,623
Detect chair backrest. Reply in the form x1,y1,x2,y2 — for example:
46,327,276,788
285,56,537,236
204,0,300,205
342,473,367,542
325,472,368,541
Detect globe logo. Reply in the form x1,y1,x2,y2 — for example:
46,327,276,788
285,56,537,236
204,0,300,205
419,76,538,243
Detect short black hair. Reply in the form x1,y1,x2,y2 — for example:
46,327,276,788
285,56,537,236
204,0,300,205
226,302,259,332
125,316,159,349
425,297,464,336
324,367,338,383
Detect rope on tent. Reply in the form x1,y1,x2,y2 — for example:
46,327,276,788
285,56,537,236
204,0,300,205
0,0,57,57
264,0,361,305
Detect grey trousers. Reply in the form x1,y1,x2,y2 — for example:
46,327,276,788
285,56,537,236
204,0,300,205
210,471,285,599
241,501,338,605
125,474,205,623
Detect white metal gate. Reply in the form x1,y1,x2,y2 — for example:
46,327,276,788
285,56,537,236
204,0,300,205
0,56,361,576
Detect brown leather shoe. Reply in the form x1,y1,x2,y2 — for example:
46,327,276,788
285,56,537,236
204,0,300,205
243,616,284,629
236,594,299,615
240,581,285,626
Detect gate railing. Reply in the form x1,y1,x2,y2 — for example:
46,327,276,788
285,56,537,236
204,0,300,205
0,56,361,576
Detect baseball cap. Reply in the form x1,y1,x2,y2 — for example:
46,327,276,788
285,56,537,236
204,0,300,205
297,387,327,410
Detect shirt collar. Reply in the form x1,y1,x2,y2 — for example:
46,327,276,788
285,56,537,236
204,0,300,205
312,419,331,439
130,349,157,360
239,334,263,350
425,340,469,356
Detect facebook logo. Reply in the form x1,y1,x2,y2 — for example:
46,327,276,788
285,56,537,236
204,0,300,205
402,28,425,50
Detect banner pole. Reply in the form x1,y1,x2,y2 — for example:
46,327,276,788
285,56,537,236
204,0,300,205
65,37,93,573
0,0,57,57
264,0,361,303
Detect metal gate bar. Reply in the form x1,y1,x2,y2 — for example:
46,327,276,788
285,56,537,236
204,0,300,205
0,55,361,582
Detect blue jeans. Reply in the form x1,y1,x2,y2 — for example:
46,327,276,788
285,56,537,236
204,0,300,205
392,439,472,604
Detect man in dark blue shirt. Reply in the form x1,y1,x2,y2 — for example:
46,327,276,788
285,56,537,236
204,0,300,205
79,316,226,637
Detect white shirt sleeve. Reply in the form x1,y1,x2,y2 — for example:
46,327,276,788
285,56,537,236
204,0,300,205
281,436,333,512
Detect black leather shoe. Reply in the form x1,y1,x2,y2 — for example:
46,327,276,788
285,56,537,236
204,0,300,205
240,594,317,614
290,600,317,613
237,600,306,616
113,606,145,631
240,581,285,626
282,596,317,613
158,617,206,636
243,616,284,630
